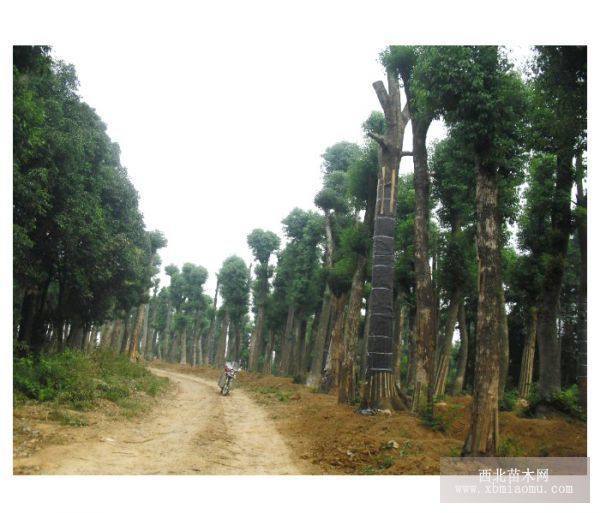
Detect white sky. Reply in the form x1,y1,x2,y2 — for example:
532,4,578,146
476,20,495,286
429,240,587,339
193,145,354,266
50,31,530,298
50,40,435,295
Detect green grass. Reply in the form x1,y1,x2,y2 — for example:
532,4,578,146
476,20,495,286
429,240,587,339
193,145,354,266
498,436,525,456
255,385,293,403
14,349,168,413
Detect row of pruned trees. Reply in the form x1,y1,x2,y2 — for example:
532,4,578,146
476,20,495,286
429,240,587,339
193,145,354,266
187,45,586,457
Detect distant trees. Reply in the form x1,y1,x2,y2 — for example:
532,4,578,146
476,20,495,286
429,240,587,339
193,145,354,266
218,256,250,363
247,229,280,371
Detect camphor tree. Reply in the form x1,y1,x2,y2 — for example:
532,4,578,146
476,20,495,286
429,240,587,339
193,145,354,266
218,256,250,364
13,46,166,355
306,143,360,387
429,132,477,399
414,46,527,455
247,229,280,371
528,46,587,401
383,46,437,410
360,47,411,411
273,209,323,376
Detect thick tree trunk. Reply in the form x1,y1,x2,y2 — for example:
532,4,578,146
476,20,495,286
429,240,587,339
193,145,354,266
452,301,469,395
462,162,501,456
518,308,538,399
279,306,295,375
405,310,416,390
206,281,219,365
392,295,405,389
361,71,410,411
498,286,510,400
249,305,266,372
140,304,150,359
339,256,367,404
306,287,332,386
574,151,587,411
433,288,461,398
537,151,573,400
412,120,437,411
129,305,145,360
289,318,305,377
321,293,347,393
156,331,163,360
120,310,134,354
180,327,188,365
110,318,123,352
215,313,229,368
262,330,275,374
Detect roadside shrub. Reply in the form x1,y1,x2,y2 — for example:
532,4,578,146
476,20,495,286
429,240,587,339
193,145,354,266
521,384,585,420
14,350,167,410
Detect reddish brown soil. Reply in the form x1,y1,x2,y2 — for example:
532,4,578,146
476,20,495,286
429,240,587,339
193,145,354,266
153,363,587,475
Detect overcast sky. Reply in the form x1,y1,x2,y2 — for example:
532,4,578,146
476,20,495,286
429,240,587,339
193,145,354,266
50,40,531,296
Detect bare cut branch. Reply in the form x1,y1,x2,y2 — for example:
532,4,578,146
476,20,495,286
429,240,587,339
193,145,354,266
372,81,390,113
367,131,387,148
387,72,401,112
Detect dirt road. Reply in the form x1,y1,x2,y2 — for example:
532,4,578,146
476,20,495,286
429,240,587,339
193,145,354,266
15,368,308,475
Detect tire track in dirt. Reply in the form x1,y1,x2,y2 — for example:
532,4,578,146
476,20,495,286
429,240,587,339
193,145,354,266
14,368,307,475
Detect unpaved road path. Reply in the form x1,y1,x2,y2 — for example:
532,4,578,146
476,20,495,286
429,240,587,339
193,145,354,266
15,368,308,475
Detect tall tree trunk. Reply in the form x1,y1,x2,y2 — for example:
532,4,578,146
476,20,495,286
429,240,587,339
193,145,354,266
289,318,306,377
140,304,150,359
359,294,372,381
279,306,295,375
262,330,275,374
537,150,573,400
433,288,461,398
180,327,188,365
391,299,406,389
306,287,332,386
339,256,367,404
145,303,155,359
129,305,145,360
156,331,163,360
206,281,219,365
120,310,134,354
249,304,266,372
412,120,437,410
405,309,416,389
215,313,229,368
110,318,123,352
452,301,469,395
361,70,410,411
321,293,347,393
574,151,587,411
498,286,510,400
518,308,538,399
462,162,501,456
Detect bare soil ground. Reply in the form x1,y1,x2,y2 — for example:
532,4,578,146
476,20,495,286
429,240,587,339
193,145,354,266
14,362,586,475
13,367,311,475
155,363,587,475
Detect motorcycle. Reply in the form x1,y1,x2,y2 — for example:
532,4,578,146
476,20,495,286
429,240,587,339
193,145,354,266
218,362,239,396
